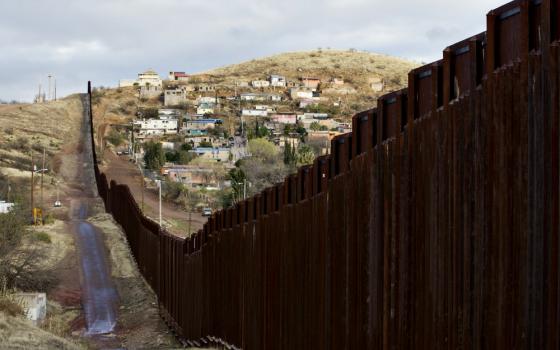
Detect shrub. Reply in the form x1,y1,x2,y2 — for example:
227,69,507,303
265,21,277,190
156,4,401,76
106,130,125,147
10,137,30,152
35,232,51,244
4,127,14,135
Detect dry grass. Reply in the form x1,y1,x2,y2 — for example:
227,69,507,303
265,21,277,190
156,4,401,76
202,49,417,88
0,311,84,349
198,49,419,113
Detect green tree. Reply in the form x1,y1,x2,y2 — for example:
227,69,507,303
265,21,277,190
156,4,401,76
309,122,322,131
283,141,296,166
227,168,246,202
178,151,195,165
296,144,316,166
180,143,193,151
143,141,166,170
248,138,278,163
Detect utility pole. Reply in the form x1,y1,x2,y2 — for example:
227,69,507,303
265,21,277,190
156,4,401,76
30,153,34,222
54,79,57,101
40,147,45,211
48,75,52,101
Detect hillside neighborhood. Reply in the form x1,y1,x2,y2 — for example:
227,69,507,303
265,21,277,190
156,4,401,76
102,53,413,223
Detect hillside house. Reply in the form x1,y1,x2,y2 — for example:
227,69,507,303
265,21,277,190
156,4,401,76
161,141,175,150
240,93,267,102
169,71,190,81
269,75,287,87
185,119,222,130
198,96,218,104
197,103,215,115
270,113,298,124
299,99,319,108
184,135,217,148
140,85,162,99
133,117,178,139
267,94,283,102
251,80,270,88
164,89,187,106
162,165,219,188
195,84,216,92
239,93,268,101
137,70,163,88
242,109,268,117
301,77,321,90
290,88,314,100
189,147,231,162
185,129,208,137
287,81,301,88
159,108,182,117
303,112,330,120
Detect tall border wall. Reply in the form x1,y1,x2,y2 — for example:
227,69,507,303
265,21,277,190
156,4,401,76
88,0,559,348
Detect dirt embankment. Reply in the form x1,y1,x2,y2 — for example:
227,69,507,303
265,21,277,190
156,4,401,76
0,96,181,349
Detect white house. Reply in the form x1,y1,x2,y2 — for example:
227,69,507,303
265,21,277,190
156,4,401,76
189,147,231,162
269,75,287,87
197,103,215,115
251,80,270,88
255,105,275,112
240,93,266,102
242,109,268,117
289,88,314,100
185,119,222,130
271,113,298,124
133,117,178,138
198,96,218,104
137,70,163,88
267,94,283,102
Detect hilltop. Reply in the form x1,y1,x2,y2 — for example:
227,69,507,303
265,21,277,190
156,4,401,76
201,49,416,87
195,49,418,113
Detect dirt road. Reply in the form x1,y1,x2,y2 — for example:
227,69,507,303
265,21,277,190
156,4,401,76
52,95,178,348
101,150,206,237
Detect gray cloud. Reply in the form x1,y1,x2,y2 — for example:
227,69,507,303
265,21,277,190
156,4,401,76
0,0,505,101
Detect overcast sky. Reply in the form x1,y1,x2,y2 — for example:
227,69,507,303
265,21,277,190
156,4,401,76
0,0,506,102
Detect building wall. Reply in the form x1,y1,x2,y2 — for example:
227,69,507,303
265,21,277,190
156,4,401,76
164,90,187,106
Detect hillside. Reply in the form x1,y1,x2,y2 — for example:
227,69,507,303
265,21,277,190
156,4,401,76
196,49,418,112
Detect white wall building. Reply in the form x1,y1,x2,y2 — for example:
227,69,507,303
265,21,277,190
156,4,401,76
133,117,178,138
251,80,270,88
164,89,187,106
137,70,163,88
242,109,268,117
197,103,215,115
289,88,314,100
269,75,287,87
